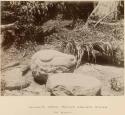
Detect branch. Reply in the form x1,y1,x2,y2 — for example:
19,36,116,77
94,11,118,28
1,21,18,32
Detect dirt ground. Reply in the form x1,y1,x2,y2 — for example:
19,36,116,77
1,44,124,96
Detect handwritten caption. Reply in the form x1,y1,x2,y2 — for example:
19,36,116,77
28,105,108,114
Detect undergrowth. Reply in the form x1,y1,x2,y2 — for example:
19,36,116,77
1,1,124,67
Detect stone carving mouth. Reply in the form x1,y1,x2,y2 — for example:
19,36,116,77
40,57,53,62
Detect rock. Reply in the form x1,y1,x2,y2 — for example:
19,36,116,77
46,73,102,96
74,64,124,96
2,61,20,70
2,67,31,90
101,77,124,96
30,50,76,84
4,90,40,96
110,77,124,91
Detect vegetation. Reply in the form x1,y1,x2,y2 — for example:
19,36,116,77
1,1,124,67
1,79,6,96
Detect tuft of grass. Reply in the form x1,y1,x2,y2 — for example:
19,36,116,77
61,39,123,68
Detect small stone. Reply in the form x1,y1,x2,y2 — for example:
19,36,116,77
110,77,124,91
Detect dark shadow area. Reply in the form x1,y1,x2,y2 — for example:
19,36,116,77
33,74,48,85
1,31,15,49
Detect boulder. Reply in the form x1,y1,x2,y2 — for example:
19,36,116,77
30,50,76,84
46,73,102,96
75,64,124,96
2,67,31,90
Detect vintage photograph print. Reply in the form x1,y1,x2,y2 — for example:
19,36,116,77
0,1,124,96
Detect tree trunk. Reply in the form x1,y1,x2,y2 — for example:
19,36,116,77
86,1,120,25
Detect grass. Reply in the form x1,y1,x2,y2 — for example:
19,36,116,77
50,20,124,68
2,18,124,68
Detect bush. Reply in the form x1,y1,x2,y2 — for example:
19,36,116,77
1,1,95,47
1,1,63,47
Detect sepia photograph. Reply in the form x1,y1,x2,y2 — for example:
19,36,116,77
0,0,124,96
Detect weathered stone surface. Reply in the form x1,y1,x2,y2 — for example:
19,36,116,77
75,64,124,96
46,73,102,96
30,50,76,84
110,77,124,91
2,67,31,90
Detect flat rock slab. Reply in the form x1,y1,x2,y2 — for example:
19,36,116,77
2,67,31,90
47,73,102,96
74,64,124,96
